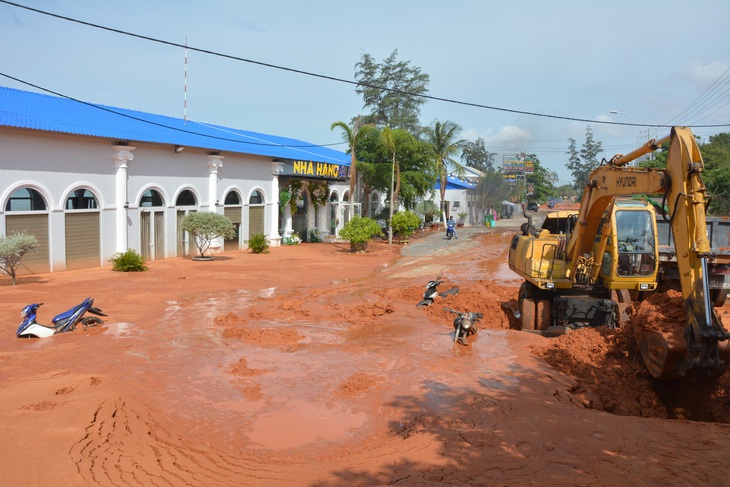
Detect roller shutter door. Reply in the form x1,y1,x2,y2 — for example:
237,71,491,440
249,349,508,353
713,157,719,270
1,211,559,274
224,207,242,251
6,214,50,274
65,212,100,270
248,206,264,239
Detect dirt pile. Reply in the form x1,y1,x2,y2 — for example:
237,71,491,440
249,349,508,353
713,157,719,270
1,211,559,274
533,289,730,422
632,288,686,333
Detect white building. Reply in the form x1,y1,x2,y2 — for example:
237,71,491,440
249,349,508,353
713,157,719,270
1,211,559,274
430,170,480,225
0,86,353,275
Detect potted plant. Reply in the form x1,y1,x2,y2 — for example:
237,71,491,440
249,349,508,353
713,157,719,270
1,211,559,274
282,232,302,245
457,211,469,227
391,210,420,244
179,211,236,260
338,216,383,252
416,200,438,226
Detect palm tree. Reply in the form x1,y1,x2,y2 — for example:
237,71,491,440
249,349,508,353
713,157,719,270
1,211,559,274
380,126,415,244
476,169,511,221
330,117,373,217
426,120,465,225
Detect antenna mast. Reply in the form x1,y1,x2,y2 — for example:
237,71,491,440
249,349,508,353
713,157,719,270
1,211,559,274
183,36,188,123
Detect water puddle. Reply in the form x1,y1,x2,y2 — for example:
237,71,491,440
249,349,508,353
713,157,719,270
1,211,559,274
102,321,136,338
247,399,367,449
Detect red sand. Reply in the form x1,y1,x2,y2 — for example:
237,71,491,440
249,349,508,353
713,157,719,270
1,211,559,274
2,229,730,486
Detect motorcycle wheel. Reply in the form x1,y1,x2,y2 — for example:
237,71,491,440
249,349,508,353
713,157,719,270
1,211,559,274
454,324,461,343
82,316,104,329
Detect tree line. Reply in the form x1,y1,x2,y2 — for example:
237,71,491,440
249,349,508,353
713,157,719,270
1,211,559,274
566,127,730,215
334,49,729,219
332,49,555,224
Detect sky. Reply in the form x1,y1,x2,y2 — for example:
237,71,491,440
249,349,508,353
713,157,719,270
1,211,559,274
1,0,729,186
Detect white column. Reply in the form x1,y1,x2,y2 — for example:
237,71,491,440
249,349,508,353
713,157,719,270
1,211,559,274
206,154,224,252
207,154,224,212
283,205,293,238
113,145,135,252
269,162,283,247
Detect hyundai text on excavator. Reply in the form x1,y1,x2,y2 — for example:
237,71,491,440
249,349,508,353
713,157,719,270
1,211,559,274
508,127,730,380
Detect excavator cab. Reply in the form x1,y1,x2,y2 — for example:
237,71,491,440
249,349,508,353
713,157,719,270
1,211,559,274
597,200,658,291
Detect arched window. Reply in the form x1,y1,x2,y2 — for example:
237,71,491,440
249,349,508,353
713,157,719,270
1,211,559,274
5,187,47,211
330,192,338,203
225,191,241,205
175,189,196,206
140,189,164,207
370,191,379,217
249,190,264,205
65,189,98,210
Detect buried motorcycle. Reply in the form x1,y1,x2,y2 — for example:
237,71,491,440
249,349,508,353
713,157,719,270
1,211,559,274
445,307,483,346
16,297,107,338
416,277,459,308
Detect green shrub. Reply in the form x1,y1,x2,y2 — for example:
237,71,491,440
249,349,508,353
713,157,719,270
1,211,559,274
246,233,270,254
308,229,323,243
111,249,147,272
339,216,383,245
0,231,39,285
391,210,421,238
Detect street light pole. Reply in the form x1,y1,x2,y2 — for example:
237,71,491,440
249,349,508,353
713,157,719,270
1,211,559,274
610,110,634,152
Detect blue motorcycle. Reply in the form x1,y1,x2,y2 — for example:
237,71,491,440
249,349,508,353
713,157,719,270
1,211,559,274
16,297,106,338
446,220,457,240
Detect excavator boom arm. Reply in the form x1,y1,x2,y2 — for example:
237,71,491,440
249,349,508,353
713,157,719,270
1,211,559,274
566,127,729,378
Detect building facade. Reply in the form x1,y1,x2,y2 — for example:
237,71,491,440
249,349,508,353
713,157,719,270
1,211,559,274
0,86,353,275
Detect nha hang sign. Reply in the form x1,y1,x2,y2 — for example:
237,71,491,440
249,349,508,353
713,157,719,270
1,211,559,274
282,160,350,180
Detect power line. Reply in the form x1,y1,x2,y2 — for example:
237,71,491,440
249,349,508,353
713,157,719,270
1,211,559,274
0,72,346,149
3,0,729,129
663,66,730,126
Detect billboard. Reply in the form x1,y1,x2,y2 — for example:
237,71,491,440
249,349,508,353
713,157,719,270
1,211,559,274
502,156,535,174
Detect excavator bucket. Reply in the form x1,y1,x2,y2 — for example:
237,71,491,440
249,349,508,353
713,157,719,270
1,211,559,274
633,324,688,379
633,321,730,379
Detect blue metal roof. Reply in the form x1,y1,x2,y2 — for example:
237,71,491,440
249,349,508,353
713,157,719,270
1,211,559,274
435,176,476,190
0,85,350,166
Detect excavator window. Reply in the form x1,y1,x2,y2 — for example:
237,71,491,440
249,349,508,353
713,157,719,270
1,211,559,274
614,210,656,277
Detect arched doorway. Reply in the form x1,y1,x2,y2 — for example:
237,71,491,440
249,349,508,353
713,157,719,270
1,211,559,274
139,189,165,260
369,191,380,218
329,192,339,236
64,188,100,270
223,190,242,251
175,189,197,258
4,187,50,274
248,190,265,239
343,192,351,225
292,190,309,242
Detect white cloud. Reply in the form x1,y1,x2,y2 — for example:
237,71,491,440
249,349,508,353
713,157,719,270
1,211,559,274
491,125,532,144
685,61,730,85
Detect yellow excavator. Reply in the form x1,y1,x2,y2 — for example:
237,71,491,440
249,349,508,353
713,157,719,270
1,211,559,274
508,126,730,379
